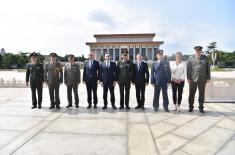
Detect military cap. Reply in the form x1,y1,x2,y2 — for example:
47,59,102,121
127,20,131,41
50,52,57,57
194,46,203,50
30,52,38,57
155,49,164,55
121,50,129,55
68,54,75,58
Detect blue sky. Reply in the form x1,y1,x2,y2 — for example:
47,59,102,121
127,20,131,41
0,0,234,56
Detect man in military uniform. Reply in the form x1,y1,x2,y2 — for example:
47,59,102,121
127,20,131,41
44,53,63,109
64,54,80,108
26,52,44,109
100,53,117,109
151,50,171,112
117,50,134,110
134,54,149,110
187,46,211,113
83,52,100,109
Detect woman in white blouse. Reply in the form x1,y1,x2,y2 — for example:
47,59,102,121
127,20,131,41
171,52,186,111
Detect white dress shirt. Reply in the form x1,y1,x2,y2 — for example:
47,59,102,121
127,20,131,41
170,61,186,80
106,61,110,68
89,60,93,68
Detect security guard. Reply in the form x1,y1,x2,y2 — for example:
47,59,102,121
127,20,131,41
26,52,44,109
64,54,81,108
187,46,210,113
151,50,171,112
117,50,134,110
44,53,63,109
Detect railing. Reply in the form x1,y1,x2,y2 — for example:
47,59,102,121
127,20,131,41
0,78,27,88
205,77,235,103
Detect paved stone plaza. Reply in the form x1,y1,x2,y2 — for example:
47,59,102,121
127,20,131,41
0,83,235,155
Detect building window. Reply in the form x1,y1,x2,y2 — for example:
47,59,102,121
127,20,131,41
147,48,152,60
109,49,114,60
141,48,146,58
129,48,134,61
121,48,127,52
115,49,120,61
154,47,159,53
103,49,107,56
135,48,140,55
96,49,101,59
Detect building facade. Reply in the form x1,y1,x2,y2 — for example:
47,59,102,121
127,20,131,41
86,33,164,61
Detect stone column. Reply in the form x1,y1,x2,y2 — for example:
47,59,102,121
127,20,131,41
113,48,115,61
119,46,121,61
152,47,155,61
133,46,136,58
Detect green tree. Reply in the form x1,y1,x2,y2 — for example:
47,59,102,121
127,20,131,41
0,55,3,68
2,53,17,68
206,42,217,53
99,55,104,62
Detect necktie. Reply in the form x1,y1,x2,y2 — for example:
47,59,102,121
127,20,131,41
89,61,92,68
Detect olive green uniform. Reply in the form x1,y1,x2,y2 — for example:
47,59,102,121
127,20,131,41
117,60,134,108
64,62,81,106
187,54,211,110
44,62,63,108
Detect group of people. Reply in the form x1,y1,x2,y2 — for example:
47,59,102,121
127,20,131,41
26,45,210,113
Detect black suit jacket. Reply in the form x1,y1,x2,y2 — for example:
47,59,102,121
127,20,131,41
83,60,100,82
100,61,117,85
26,63,44,85
134,61,149,84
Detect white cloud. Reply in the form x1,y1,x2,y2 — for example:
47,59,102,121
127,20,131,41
0,0,234,57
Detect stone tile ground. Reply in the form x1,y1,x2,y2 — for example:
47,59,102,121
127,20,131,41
0,84,234,155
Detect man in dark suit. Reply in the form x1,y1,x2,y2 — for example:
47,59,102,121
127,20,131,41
100,53,117,109
26,52,44,109
134,54,149,110
117,50,134,110
83,52,100,109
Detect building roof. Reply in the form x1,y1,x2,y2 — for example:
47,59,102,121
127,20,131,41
86,41,163,46
94,33,156,38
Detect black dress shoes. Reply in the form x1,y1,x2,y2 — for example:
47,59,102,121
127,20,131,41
119,106,124,110
66,105,72,108
102,105,107,109
188,108,193,112
199,109,205,113
49,106,55,109
87,105,92,109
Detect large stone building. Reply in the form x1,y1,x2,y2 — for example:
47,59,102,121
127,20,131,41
86,33,164,61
